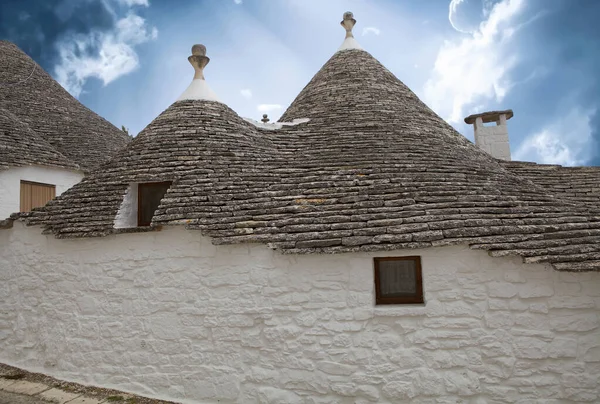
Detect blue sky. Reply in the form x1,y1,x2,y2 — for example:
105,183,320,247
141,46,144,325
1,0,599,166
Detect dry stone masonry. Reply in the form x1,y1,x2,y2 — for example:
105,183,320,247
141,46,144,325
0,40,130,172
22,48,600,271
464,110,513,161
1,11,600,404
0,224,599,403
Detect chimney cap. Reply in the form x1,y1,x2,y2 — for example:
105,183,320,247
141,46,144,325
464,109,513,125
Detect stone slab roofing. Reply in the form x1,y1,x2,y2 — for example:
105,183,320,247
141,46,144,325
18,27,600,272
0,108,78,171
0,41,130,171
502,161,600,207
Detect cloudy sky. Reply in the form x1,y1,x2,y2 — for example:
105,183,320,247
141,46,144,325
1,0,599,166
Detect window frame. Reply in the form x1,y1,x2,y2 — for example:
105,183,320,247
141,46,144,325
137,181,171,227
374,256,424,305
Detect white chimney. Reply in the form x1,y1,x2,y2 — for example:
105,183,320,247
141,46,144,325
464,109,513,161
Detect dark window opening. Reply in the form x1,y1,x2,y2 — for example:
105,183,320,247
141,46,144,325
137,182,171,227
374,256,424,305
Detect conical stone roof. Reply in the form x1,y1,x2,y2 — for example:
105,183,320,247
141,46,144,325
0,41,130,171
22,18,600,272
0,108,78,171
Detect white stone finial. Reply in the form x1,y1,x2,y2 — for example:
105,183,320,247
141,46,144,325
189,44,210,80
341,11,357,38
337,12,363,52
177,43,221,102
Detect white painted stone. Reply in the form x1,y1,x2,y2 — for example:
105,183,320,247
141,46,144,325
513,337,549,359
469,114,512,160
177,79,220,102
487,281,517,298
242,117,310,131
113,183,138,228
0,165,83,219
550,314,599,332
338,37,363,52
548,296,595,309
519,283,554,298
0,222,599,403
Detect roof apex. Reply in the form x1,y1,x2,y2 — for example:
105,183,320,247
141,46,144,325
177,44,222,103
337,11,363,52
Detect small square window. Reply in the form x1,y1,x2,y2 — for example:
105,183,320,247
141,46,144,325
137,182,171,227
374,256,424,305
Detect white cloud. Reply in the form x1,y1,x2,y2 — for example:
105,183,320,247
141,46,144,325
55,13,157,97
362,27,381,36
240,89,253,99
513,107,597,166
234,0,242,4
424,0,524,124
118,0,149,6
257,104,282,113
448,0,472,33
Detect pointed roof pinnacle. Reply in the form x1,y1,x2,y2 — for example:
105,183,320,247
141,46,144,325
190,44,209,80
341,11,356,38
177,43,221,102
338,12,363,52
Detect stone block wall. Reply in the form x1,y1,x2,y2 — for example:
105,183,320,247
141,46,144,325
0,223,599,403
473,116,511,161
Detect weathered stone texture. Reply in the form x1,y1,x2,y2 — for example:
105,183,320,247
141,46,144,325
0,40,129,172
17,49,600,272
1,223,599,403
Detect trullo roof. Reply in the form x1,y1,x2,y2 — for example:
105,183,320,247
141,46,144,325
0,40,130,171
20,13,600,272
0,108,78,171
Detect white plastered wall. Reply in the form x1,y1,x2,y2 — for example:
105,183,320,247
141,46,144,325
0,165,84,219
0,223,599,403
114,183,138,228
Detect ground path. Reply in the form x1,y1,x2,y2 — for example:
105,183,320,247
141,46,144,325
1,363,179,404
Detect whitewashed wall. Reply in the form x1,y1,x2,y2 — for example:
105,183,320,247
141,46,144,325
0,222,599,404
0,165,84,219
473,115,511,161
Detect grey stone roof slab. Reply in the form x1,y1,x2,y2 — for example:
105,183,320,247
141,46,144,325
0,40,130,171
20,48,600,272
0,108,79,171
502,161,600,207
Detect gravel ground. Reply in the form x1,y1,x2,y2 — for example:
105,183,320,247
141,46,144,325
0,390,52,404
0,363,180,404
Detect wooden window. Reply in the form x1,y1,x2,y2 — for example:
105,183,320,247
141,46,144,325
137,182,171,227
374,256,424,305
20,181,56,213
